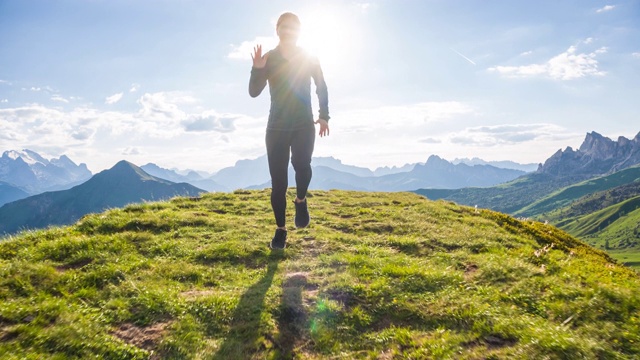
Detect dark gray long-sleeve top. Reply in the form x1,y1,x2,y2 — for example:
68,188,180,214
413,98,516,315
249,46,330,130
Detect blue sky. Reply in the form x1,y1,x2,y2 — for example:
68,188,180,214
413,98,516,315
1,0,639,173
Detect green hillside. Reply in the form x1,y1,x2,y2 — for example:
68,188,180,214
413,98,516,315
1,190,639,359
514,166,640,218
558,196,640,238
554,196,640,266
416,172,589,214
530,178,640,269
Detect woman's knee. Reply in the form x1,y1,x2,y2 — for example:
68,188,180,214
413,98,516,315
291,156,311,172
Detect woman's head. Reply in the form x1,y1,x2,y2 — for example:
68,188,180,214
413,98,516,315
276,12,301,44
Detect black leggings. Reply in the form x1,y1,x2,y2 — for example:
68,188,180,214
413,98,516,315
266,125,315,227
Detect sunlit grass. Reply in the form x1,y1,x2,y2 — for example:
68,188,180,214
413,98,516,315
1,189,638,359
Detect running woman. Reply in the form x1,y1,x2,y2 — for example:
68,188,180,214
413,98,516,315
249,12,330,249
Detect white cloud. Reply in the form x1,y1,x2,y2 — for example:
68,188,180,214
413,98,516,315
488,44,607,80
51,95,69,103
181,112,237,133
419,137,442,144
130,83,140,92
0,80,11,85
0,93,587,173
0,93,259,172
520,51,533,56
596,5,615,13
137,92,185,121
228,36,278,60
122,147,142,155
1,99,8,103
71,127,96,140
309,101,478,167
105,92,124,104
449,124,569,146
632,52,640,59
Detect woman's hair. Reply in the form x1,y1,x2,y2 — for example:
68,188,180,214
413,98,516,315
276,12,300,28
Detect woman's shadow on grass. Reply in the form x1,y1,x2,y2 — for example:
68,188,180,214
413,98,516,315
212,251,284,359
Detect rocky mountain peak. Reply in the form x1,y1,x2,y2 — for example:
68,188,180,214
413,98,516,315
539,131,640,177
578,132,617,159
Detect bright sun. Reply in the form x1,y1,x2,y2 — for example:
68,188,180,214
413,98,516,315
296,7,359,75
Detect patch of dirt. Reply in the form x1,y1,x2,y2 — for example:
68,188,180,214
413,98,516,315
324,288,357,309
112,322,171,351
464,263,479,280
461,334,517,352
0,326,18,342
180,290,215,299
484,334,517,349
327,223,355,234
55,258,93,272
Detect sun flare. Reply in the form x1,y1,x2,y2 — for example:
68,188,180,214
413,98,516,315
296,7,359,75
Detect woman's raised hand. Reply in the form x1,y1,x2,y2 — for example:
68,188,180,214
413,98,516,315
251,45,269,68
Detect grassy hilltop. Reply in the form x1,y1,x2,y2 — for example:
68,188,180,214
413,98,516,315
0,190,639,359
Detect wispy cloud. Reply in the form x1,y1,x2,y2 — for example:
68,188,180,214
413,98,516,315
0,80,11,85
488,44,607,80
633,52,640,59
129,83,140,93
1,99,8,103
51,95,69,103
181,112,237,133
419,137,442,144
71,127,95,140
105,92,124,104
520,51,533,56
122,147,142,155
596,5,615,13
449,124,574,146
228,36,278,60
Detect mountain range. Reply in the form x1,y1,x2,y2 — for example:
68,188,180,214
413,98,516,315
145,155,527,192
0,149,92,194
415,131,640,265
0,149,533,208
0,161,205,235
418,131,640,213
451,157,538,172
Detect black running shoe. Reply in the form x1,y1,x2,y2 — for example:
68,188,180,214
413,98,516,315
270,228,287,250
294,199,310,228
